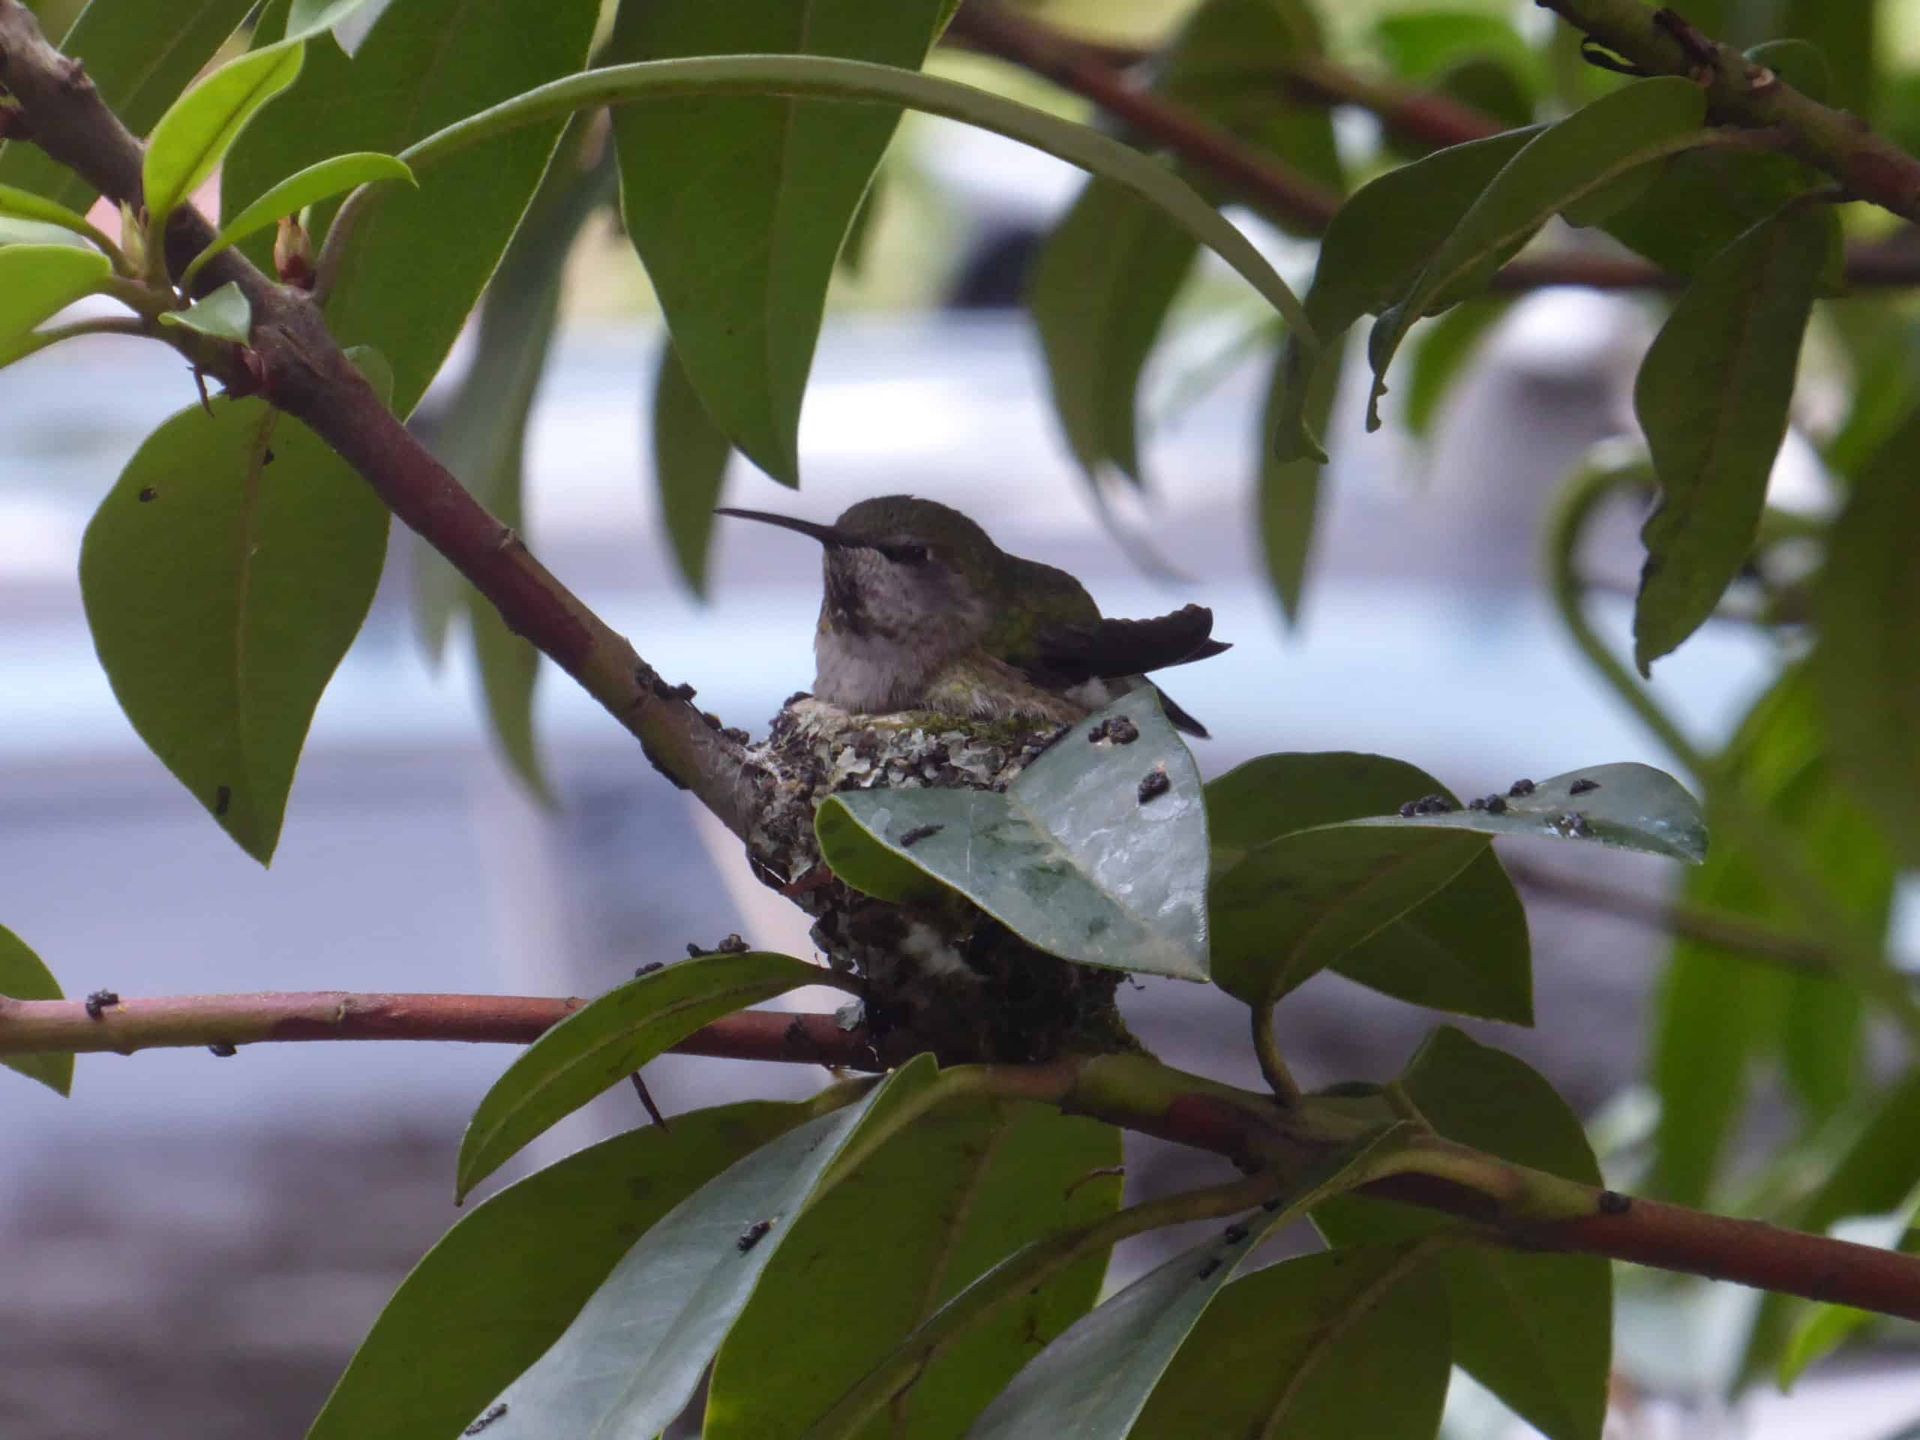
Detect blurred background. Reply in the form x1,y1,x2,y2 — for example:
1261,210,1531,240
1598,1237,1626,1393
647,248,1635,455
3,0,1918,1436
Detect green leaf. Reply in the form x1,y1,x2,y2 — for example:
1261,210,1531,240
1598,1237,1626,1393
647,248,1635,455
816,690,1209,981
706,1101,1123,1440
0,245,111,359
1132,1244,1451,1439
1367,78,1712,424
1031,0,1337,489
306,1100,815,1440
967,1123,1419,1439
0,924,71,1097
1207,752,1530,1020
1158,0,1342,214
157,280,252,343
185,152,414,285
457,951,831,1199
1307,128,1537,340
1029,179,1197,487
79,353,390,862
1740,1070,1920,1387
143,39,306,227
0,184,104,242
1374,9,1543,95
1601,149,1824,279
1259,329,1343,623
412,122,607,671
1632,206,1830,672
224,0,598,416
482,1058,936,1439
1816,402,1920,872
1346,761,1708,863
284,0,381,40
0,0,257,210
604,0,949,487
653,336,734,597
1406,297,1507,438
395,57,1321,457
1319,1029,1609,1440
1650,670,1887,1206
1264,127,1533,463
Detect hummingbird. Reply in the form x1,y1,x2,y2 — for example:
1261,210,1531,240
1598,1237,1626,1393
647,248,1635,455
716,496,1228,737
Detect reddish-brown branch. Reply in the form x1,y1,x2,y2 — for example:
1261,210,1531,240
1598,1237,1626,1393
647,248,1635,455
6,986,1919,1320
0,0,763,838
946,1,1342,233
0,991,876,1066
947,1,1920,292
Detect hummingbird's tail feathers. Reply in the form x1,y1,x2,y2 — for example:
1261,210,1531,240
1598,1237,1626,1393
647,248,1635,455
1037,603,1228,681
1154,685,1211,739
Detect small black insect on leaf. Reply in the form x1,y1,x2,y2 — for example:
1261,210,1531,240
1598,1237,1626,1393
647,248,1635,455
899,823,944,848
737,1219,774,1253
463,1403,508,1435
637,961,665,976
1509,778,1536,797
213,785,232,817
1485,795,1508,815
1137,765,1171,804
1088,715,1140,746
1195,1257,1222,1280
1569,777,1600,795
137,486,158,503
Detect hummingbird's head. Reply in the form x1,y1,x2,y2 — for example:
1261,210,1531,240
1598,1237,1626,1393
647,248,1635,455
716,495,999,640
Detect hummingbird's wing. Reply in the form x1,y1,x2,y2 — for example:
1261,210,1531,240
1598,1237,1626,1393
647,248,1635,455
1031,603,1229,683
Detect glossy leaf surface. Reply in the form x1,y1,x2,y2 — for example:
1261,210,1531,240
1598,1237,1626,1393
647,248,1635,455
144,40,305,226
707,1100,1123,1440
483,1059,935,1439
1318,1029,1610,1440
1131,1244,1450,1439
967,1123,1417,1439
1347,762,1707,863
1207,752,1530,1019
457,952,831,1199
1367,78,1711,422
817,691,1209,981
306,1101,811,1440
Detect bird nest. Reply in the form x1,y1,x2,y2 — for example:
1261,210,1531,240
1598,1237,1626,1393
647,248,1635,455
741,696,1137,1064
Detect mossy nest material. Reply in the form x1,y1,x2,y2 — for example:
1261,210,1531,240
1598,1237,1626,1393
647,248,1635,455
742,697,1136,1065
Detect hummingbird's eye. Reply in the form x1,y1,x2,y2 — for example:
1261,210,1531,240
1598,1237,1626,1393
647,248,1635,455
884,543,930,565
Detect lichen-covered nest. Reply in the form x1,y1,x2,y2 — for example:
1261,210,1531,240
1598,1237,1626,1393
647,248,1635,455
741,697,1134,1064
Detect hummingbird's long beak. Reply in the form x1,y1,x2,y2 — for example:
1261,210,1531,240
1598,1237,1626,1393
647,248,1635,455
713,507,850,547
